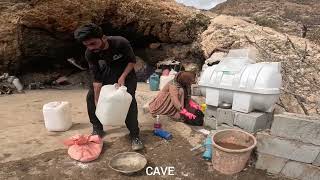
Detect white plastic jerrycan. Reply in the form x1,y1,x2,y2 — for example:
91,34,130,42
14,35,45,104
42,101,72,131
159,69,177,90
95,84,132,126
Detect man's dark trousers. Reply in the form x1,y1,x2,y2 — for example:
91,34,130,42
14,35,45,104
86,75,140,138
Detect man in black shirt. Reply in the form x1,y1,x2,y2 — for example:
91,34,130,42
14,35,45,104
74,23,143,151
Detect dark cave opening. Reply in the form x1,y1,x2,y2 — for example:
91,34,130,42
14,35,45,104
14,22,166,85
16,22,160,74
100,22,159,48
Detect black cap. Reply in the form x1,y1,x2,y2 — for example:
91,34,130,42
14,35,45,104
74,23,103,42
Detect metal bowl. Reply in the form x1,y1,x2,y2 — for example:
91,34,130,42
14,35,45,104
219,102,232,109
108,152,147,174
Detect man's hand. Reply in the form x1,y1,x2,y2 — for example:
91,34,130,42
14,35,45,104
117,75,126,87
117,62,135,88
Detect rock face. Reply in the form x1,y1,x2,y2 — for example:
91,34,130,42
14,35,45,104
0,0,210,72
200,15,320,116
0,0,319,116
212,0,320,45
141,42,205,69
0,1,22,73
105,0,210,43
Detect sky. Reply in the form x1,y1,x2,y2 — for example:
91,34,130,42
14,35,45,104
175,0,227,10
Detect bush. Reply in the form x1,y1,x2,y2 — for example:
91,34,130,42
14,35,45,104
253,16,279,30
308,27,320,45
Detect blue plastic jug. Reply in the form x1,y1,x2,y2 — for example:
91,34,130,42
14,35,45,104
149,73,160,91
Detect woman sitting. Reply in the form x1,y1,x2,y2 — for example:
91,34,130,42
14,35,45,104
148,71,202,121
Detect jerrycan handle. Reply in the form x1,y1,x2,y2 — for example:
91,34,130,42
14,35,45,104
119,86,127,92
114,83,128,92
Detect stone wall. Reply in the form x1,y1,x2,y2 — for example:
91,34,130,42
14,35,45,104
255,113,320,180
203,104,320,179
204,105,273,133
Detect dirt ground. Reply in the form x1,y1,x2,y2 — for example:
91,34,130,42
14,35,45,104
0,83,288,180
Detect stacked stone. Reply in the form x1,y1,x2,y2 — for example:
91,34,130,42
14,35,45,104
204,105,272,133
255,113,320,180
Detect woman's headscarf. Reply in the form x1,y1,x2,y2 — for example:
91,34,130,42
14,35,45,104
175,71,196,87
173,71,196,103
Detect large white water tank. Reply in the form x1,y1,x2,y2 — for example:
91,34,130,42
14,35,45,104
199,62,282,113
43,101,72,131
95,85,132,126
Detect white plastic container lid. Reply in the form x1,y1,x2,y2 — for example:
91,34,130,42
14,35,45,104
43,101,67,109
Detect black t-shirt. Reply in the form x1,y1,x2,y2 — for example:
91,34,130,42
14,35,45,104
85,36,136,84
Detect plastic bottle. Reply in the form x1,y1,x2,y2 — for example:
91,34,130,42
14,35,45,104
149,73,160,91
154,129,172,140
201,104,207,113
12,78,23,92
202,136,212,160
154,115,162,129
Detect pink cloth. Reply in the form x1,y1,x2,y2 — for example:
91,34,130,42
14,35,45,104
64,135,103,162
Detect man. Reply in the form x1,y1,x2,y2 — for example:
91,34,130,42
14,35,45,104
74,23,144,151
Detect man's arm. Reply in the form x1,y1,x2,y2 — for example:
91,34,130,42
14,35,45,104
85,50,102,105
118,62,135,86
93,82,102,105
89,63,103,105
89,62,103,105
117,38,136,86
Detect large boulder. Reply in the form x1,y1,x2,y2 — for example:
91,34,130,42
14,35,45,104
0,0,210,72
200,15,320,116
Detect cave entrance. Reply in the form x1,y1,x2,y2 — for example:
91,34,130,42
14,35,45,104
17,22,163,86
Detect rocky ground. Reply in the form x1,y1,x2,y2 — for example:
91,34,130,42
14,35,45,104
0,83,289,180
